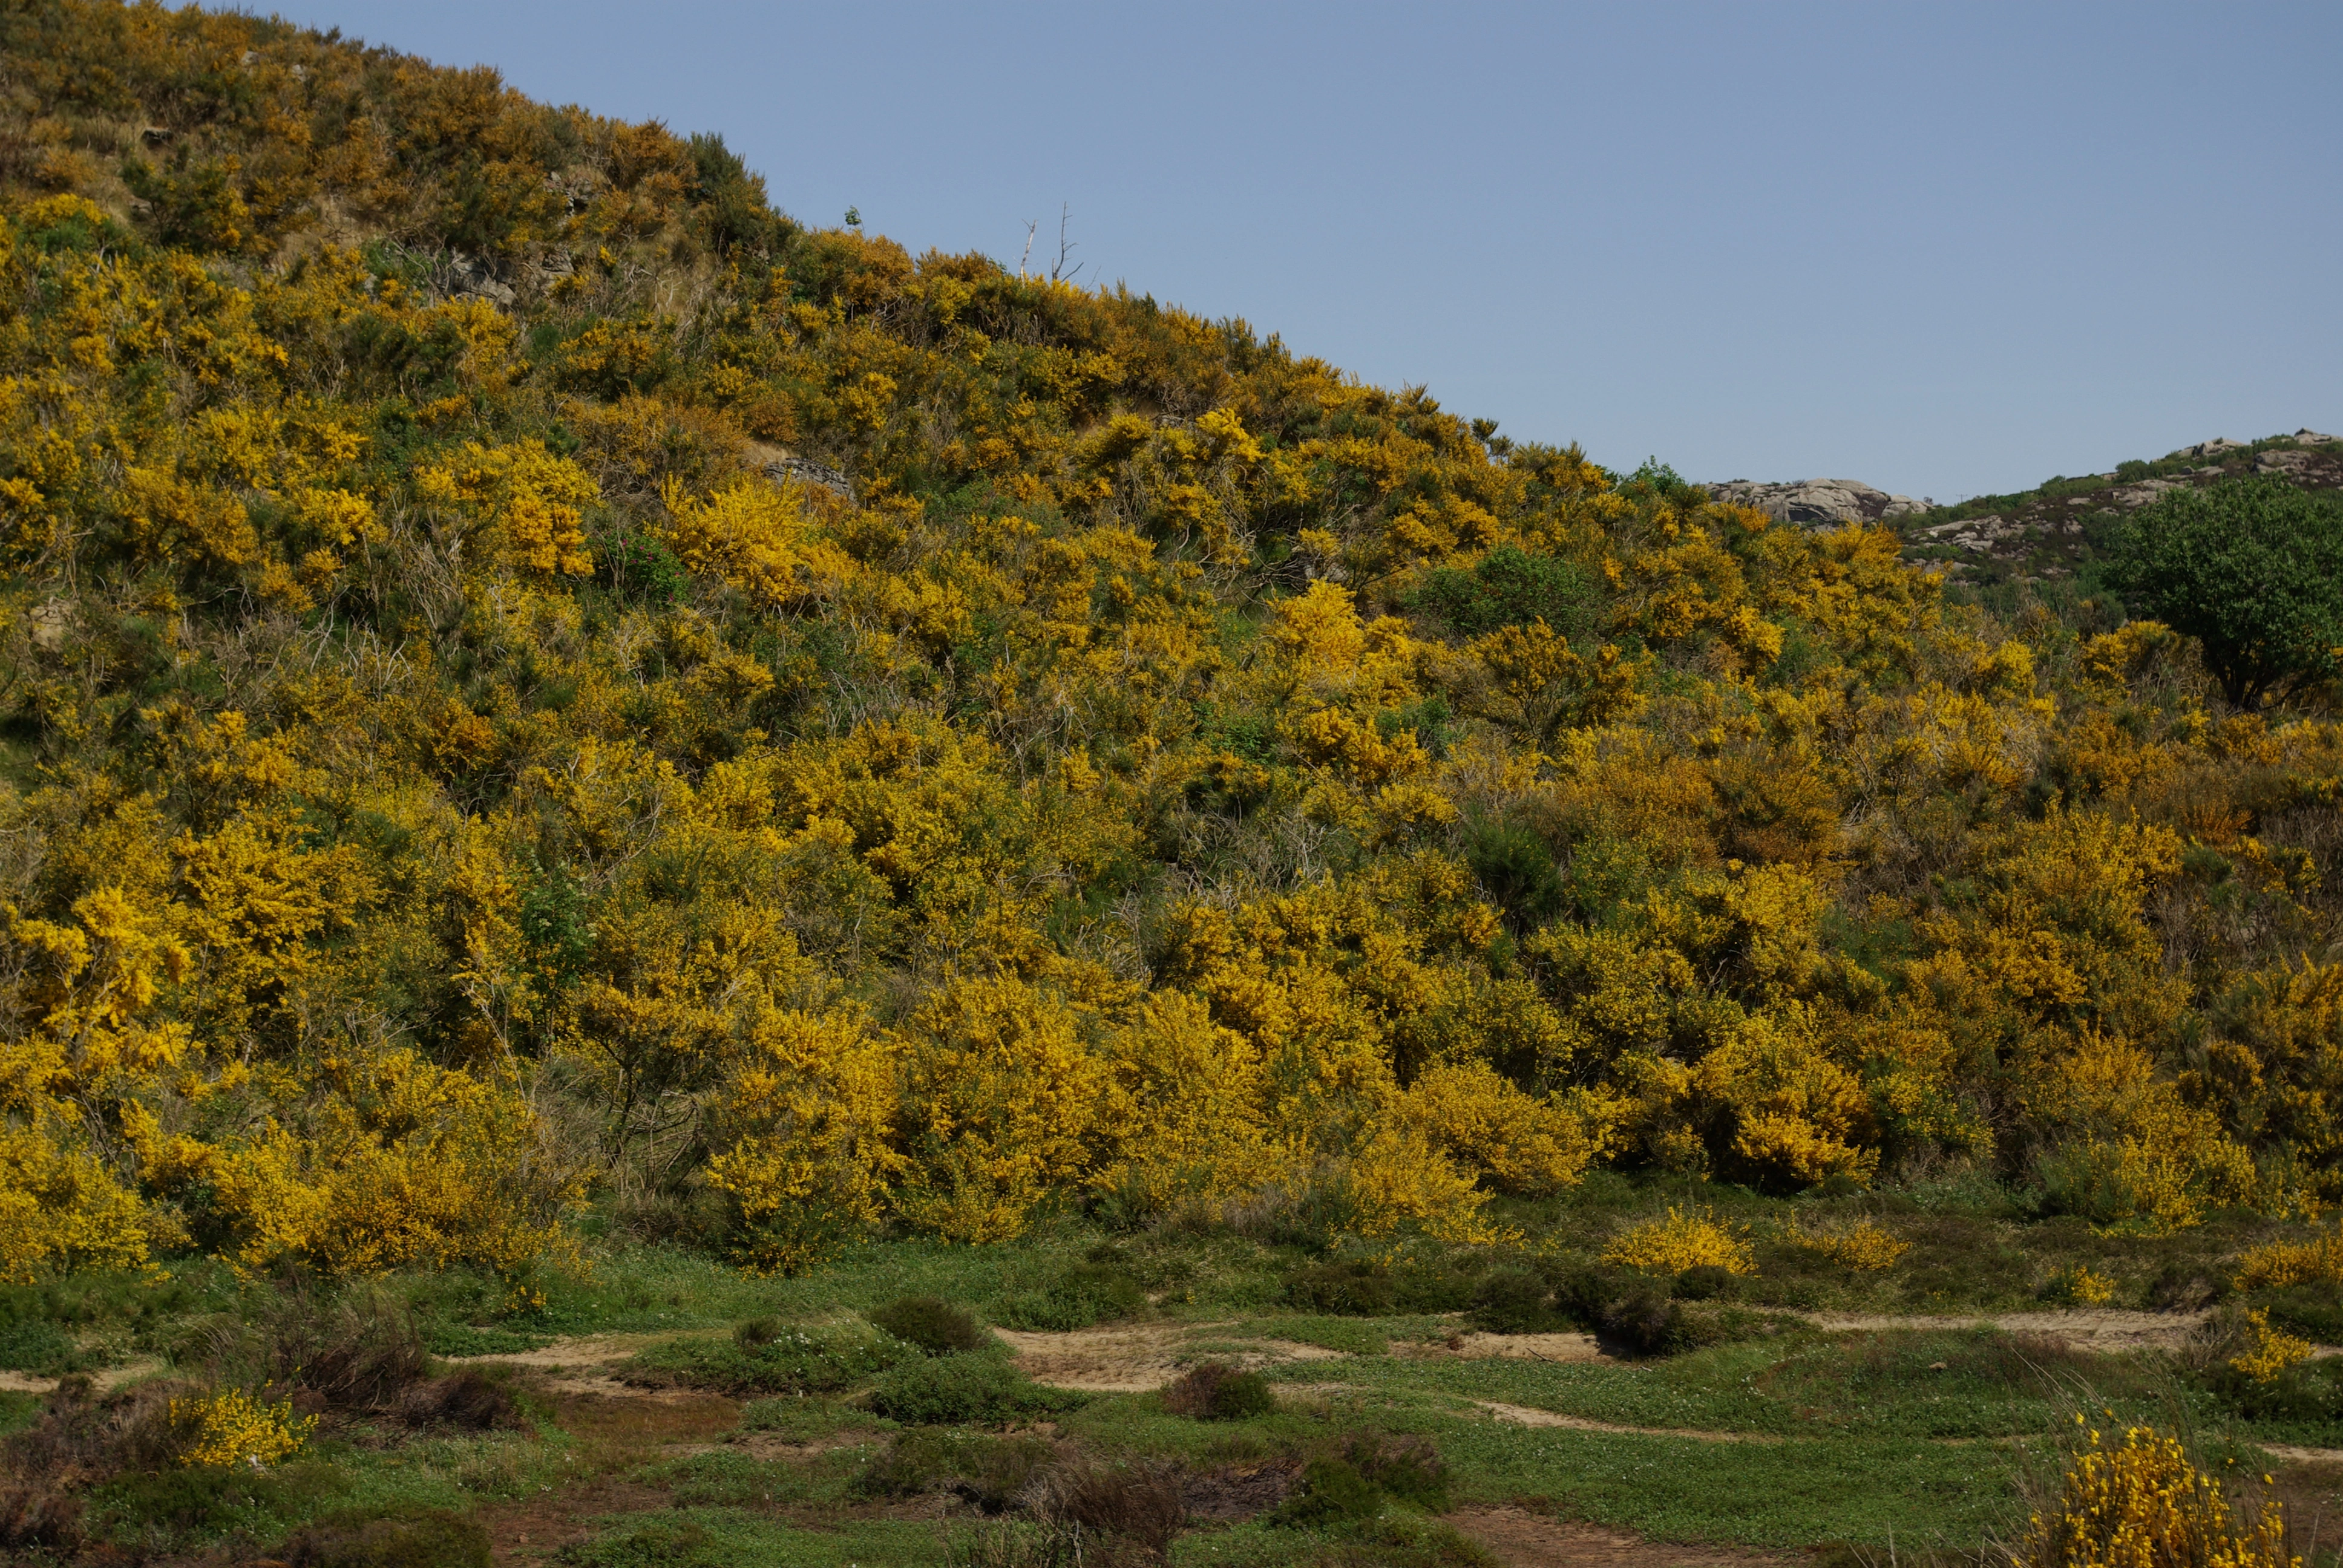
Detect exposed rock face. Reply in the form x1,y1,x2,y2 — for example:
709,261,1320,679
742,440,855,500
1899,428,2343,589
1705,478,1928,526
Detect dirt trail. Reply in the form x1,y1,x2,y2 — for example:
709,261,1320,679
439,1330,709,1370
1799,1308,2210,1353
1398,1330,1610,1363
1451,1508,1789,1568
1470,1400,1786,1445
993,1321,1348,1392
0,1359,162,1396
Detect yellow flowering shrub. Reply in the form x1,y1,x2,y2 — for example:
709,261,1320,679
2233,1219,2343,1291
2230,1309,2315,1385
2046,1264,2118,1306
1603,1206,1755,1276
1784,1218,1910,1271
0,0,2339,1286
2018,1425,2293,1568
171,1388,315,1469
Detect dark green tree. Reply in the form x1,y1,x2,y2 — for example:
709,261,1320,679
2108,477,2343,710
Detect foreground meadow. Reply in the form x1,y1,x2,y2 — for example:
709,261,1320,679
9,1174,2343,1566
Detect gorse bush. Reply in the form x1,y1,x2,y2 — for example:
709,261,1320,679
1603,1209,1755,1276
2017,1425,2292,1568
0,0,2340,1293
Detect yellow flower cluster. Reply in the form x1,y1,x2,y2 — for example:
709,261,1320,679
2020,1425,2294,1568
2229,1309,2315,1385
2048,1264,2119,1306
1785,1218,1910,1271
1602,1206,1755,1276
2233,1219,2343,1292
170,1387,315,1469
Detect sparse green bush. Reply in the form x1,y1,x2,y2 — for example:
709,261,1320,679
628,1319,906,1394
867,1355,1078,1426
1468,1268,1555,1334
992,1264,1145,1331
853,1428,1056,1511
868,1295,990,1356
1162,1361,1274,1420
283,1508,492,1567
1273,1455,1383,1526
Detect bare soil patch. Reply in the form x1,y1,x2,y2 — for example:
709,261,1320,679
1451,1507,1791,1568
1470,1401,1784,1445
1801,1308,2210,1353
1397,1330,1611,1363
1182,1457,1301,1519
441,1331,704,1371
994,1322,1347,1392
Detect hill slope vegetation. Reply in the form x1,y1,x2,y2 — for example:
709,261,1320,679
1,0,2341,1302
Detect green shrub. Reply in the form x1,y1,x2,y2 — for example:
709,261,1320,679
1286,1260,1398,1315
1342,1431,1449,1513
1468,1269,1555,1334
0,1315,75,1374
628,1319,906,1394
93,1461,348,1542
991,1263,1145,1331
1548,1266,1688,1354
868,1295,990,1356
2255,1282,2343,1345
853,1429,1056,1511
1673,1264,1734,1301
867,1355,1078,1426
1162,1361,1275,1420
283,1508,491,1567
1273,1455,1383,1526
1409,545,1595,639
737,1396,873,1442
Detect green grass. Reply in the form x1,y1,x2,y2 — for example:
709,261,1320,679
21,1171,2343,1565
560,1508,941,1568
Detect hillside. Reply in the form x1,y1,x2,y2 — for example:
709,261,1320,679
2,5,2343,1566
1897,430,2343,596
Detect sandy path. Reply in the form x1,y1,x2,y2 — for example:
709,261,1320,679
1397,1330,1611,1363
992,1321,1349,1392
1451,1508,1789,1568
1800,1308,2212,1353
0,1359,163,1396
438,1330,716,1370
1472,1400,1787,1444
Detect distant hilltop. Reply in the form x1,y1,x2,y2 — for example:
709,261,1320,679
1705,478,1928,526
1708,428,2339,531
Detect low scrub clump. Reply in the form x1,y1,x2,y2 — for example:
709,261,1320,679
281,1508,493,1567
168,1386,315,1468
629,1319,906,1394
1028,1455,1188,1553
2016,1424,2292,1568
2234,1220,2343,1292
868,1356,1081,1426
992,1263,1147,1331
1284,1256,1480,1316
868,1295,991,1356
1162,1361,1275,1420
1273,1432,1449,1526
854,1429,1058,1512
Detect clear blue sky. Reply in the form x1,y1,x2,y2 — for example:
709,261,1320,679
264,0,2341,503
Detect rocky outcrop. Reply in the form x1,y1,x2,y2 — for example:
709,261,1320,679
1705,478,1928,526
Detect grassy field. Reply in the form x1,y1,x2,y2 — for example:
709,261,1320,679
7,1174,2343,1566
